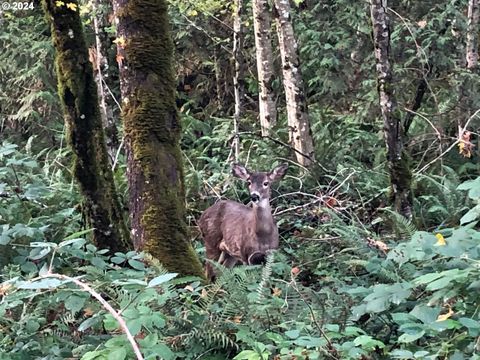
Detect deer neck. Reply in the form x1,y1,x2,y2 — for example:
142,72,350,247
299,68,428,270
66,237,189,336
252,199,274,237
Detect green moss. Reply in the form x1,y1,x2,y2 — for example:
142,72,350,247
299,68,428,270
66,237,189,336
117,0,203,277
42,0,130,252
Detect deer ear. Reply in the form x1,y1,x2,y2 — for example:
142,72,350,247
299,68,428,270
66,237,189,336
232,163,250,180
269,163,288,182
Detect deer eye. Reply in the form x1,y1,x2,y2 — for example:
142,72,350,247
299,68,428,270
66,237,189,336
247,180,252,186
263,181,269,187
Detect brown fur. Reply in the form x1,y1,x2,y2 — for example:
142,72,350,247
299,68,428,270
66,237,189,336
198,163,288,281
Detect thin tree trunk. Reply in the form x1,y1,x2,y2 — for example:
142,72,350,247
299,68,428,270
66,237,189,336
114,0,204,277
42,0,130,252
232,0,245,160
273,0,314,166
252,0,277,136
466,0,479,70
92,0,119,161
370,0,412,217
213,46,223,113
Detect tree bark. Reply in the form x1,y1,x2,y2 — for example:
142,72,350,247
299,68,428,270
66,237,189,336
92,0,119,161
252,0,277,136
232,0,245,160
114,0,204,277
273,0,315,167
466,0,479,70
370,0,412,217
42,0,130,252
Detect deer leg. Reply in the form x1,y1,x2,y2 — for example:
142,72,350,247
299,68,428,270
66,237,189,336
221,252,239,268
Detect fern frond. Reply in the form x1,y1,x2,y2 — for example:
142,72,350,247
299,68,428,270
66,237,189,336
256,253,274,302
382,208,417,240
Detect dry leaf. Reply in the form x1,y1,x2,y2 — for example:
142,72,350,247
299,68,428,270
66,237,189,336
272,287,282,297
458,131,474,158
113,36,127,48
417,20,427,28
367,237,389,252
116,53,124,66
66,2,77,11
436,307,453,322
184,285,194,292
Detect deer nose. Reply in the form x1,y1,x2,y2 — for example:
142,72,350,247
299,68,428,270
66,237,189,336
251,193,260,202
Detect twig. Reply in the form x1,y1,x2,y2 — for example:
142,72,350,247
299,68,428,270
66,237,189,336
416,107,480,173
39,272,144,360
229,131,329,172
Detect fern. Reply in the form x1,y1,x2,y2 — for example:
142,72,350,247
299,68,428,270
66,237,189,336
256,252,274,302
382,208,417,240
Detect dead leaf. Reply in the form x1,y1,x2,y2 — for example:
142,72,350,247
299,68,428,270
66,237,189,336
417,20,427,28
458,130,474,158
436,307,454,322
272,287,282,297
113,36,127,48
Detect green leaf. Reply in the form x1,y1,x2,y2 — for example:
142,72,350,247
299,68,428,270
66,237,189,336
410,305,440,324
58,238,87,248
0,233,11,245
148,343,174,360
398,330,425,343
17,278,69,289
285,329,300,339
63,228,94,241
128,259,146,270
107,347,127,360
390,349,414,359
78,316,101,332
460,205,480,224
65,295,87,313
147,273,178,288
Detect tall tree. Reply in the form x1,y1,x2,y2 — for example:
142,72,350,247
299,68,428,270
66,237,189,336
232,0,245,160
252,0,277,136
91,0,119,161
114,0,204,276
370,0,412,217
466,0,479,70
273,0,314,167
42,0,130,252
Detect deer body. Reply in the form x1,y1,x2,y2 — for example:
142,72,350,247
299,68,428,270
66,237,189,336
198,163,288,281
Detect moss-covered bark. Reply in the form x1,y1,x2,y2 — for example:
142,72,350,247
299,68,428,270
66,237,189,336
114,0,204,277
42,0,130,252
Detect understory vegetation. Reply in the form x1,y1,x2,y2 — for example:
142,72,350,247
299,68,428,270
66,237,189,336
1,0,480,359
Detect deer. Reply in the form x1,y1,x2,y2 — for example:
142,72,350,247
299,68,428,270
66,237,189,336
198,162,288,281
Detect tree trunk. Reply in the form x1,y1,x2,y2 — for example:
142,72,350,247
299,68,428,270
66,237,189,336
114,0,204,277
252,0,277,136
92,0,119,161
370,0,412,217
466,0,479,70
42,0,130,252
273,0,314,167
232,0,245,160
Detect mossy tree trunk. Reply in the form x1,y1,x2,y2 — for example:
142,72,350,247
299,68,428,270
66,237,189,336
42,0,130,252
114,0,204,277
370,0,412,217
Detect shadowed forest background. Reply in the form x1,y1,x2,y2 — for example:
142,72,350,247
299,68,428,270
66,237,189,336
1,0,480,359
